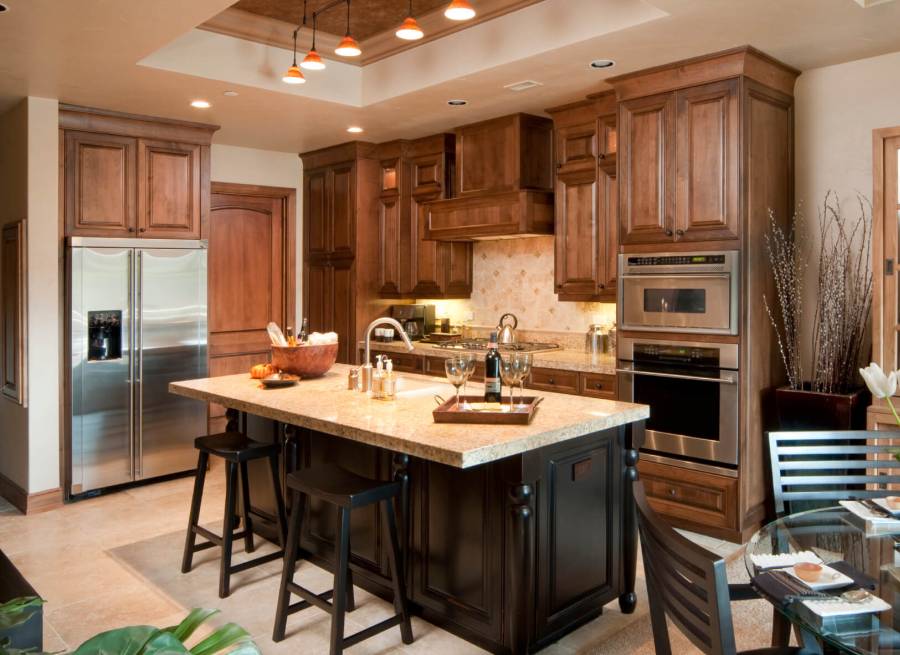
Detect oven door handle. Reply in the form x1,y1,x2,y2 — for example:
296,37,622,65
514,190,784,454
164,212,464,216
616,366,737,385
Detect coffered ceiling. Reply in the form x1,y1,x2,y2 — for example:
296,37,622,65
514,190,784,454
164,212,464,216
233,0,448,40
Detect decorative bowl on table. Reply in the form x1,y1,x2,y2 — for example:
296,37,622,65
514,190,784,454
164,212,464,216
271,343,338,378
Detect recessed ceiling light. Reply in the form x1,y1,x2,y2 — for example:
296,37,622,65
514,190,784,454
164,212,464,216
590,59,616,70
0,4,8,13
190,99,211,109
223,90,239,97
347,126,364,134
447,99,468,106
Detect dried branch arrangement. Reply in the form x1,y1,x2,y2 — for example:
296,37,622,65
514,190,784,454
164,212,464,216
764,207,806,390
764,191,873,394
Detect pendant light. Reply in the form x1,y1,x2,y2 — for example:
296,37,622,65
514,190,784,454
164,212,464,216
334,0,361,56
396,0,424,40
444,0,476,20
282,29,307,84
301,14,326,70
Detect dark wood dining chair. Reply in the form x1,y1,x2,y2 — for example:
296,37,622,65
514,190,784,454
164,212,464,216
768,430,900,517
635,481,812,655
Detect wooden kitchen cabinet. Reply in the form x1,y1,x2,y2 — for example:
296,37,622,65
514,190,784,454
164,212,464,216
61,105,216,239
137,139,201,238
377,145,407,297
64,131,137,236
548,92,618,301
618,92,676,246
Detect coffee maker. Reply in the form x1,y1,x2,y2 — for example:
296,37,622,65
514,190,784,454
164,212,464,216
391,304,436,341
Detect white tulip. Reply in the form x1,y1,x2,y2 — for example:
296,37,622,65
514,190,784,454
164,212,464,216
860,362,898,399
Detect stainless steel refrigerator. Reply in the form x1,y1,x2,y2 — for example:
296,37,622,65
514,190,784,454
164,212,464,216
67,237,207,497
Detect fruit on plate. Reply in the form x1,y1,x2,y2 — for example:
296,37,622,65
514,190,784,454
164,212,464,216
250,363,278,379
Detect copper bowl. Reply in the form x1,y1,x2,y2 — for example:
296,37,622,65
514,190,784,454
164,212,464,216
271,343,338,379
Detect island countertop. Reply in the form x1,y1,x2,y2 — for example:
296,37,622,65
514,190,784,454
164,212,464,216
170,364,648,468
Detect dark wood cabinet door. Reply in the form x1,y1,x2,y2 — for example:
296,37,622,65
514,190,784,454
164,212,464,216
136,139,201,238
305,169,330,258
600,163,618,293
456,115,517,195
444,241,473,297
377,194,403,296
556,122,597,173
411,152,444,196
555,166,599,297
674,79,740,242
618,93,675,245
331,163,355,257
65,131,137,236
409,193,444,296
304,261,333,335
332,259,355,364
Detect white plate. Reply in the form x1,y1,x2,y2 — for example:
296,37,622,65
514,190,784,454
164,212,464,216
786,564,854,591
872,498,900,516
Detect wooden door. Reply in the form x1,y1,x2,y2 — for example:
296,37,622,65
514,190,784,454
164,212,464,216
208,184,295,432
600,165,618,292
555,164,599,297
618,93,675,245
137,139,201,238
305,168,330,258
875,131,900,378
330,163,355,257
332,258,355,364
674,79,740,242
64,131,137,236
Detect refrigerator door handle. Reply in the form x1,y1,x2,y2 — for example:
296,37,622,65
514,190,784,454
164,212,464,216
127,250,135,480
136,250,144,478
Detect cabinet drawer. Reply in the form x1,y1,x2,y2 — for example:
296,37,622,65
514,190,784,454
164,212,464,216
424,356,484,381
371,350,422,374
528,367,579,395
638,460,737,531
579,373,617,399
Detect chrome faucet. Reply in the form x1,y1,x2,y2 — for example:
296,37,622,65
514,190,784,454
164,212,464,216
362,317,414,368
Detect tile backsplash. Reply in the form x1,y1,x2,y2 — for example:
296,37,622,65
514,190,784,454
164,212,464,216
419,236,616,335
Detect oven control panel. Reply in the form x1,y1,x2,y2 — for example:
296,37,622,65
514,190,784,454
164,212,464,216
626,254,726,266
633,343,721,367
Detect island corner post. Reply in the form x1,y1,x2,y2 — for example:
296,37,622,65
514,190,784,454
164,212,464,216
220,404,646,654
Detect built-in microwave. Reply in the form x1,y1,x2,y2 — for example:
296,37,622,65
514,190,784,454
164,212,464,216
617,251,739,335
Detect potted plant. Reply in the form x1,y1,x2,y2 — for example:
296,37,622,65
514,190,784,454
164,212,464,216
0,607,260,655
765,191,873,430
0,596,44,652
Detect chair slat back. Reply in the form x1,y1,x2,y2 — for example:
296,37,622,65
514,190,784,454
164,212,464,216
768,430,900,517
634,481,735,655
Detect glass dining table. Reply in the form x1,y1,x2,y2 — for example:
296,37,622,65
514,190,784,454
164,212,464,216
745,506,900,654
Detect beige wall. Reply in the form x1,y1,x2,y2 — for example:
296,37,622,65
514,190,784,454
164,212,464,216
210,144,303,325
794,49,900,368
0,100,30,490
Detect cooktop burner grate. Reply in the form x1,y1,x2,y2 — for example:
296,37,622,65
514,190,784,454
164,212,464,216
434,339,560,353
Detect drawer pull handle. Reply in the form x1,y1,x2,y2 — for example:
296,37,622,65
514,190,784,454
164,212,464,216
594,383,603,389
668,488,677,497
548,378,555,384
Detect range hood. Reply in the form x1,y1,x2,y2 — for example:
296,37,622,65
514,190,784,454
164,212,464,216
424,113,555,241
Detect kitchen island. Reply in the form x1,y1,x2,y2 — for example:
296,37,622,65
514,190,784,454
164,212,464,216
170,365,647,654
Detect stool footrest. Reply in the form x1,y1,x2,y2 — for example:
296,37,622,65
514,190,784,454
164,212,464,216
343,616,403,649
229,550,284,574
193,526,222,546
286,581,335,614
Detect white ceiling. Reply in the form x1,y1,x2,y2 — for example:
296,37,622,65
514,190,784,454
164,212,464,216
2,0,900,153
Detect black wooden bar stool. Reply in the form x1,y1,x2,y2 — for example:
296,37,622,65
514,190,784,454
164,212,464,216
272,464,414,655
181,431,288,598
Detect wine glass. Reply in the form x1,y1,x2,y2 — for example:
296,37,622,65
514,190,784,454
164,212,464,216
444,357,468,409
499,358,521,411
511,353,533,408
461,353,477,410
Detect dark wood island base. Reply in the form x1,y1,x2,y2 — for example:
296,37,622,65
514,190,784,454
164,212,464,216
233,408,645,654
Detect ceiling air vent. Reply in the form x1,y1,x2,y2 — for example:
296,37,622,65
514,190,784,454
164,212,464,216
504,80,543,92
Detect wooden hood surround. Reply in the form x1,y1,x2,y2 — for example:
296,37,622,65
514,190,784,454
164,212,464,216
423,113,555,240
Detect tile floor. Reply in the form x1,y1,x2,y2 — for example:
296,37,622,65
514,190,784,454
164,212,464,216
0,469,769,654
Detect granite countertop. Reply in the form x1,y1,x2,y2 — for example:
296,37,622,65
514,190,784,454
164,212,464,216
170,364,647,468
358,341,617,375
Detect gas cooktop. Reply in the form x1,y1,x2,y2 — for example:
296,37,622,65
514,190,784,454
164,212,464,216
433,339,560,353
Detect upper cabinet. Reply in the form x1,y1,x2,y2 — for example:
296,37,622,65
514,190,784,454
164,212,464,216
611,46,798,249
61,105,217,239
425,114,554,241
548,93,618,301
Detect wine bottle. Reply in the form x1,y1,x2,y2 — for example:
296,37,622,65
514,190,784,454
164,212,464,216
484,331,502,402
299,317,309,344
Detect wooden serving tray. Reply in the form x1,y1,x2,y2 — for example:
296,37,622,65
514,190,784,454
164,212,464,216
433,395,542,425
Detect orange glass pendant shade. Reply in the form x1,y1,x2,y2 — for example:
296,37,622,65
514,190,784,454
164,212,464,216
300,49,326,70
444,0,475,20
335,34,361,57
396,16,424,40
282,64,306,84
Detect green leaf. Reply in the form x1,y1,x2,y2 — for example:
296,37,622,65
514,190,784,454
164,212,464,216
137,631,192,655
188,623,250,655
223,643,261,655
0,597,46,630
168,609,219,643
70,625,158,655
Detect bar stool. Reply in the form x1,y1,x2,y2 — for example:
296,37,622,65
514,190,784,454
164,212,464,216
181,431,288,598
272,464,414,655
